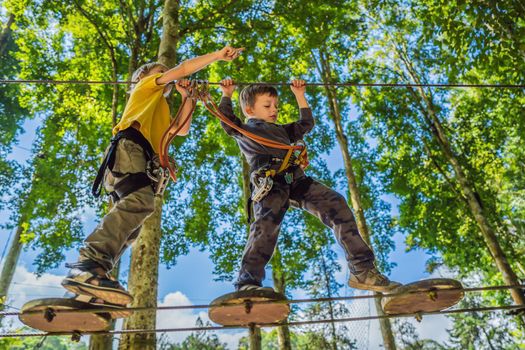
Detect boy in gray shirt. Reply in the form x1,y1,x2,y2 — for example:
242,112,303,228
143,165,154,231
218,78,400,293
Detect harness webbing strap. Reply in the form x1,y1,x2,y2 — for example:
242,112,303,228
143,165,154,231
277,149,294,174
199,93,309,172
113,172,152,200
92,128,154,198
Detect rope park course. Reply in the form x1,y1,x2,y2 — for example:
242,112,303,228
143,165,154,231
4,80,525,341
3,79,525,342
1,284,524,339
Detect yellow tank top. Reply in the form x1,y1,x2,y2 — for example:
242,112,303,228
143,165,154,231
113,73,170,154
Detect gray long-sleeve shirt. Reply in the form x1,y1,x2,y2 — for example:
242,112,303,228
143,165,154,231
218,97,315,172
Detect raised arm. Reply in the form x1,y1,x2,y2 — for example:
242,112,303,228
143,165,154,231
156,46,243,85
218,78,243,137
283,79,314,141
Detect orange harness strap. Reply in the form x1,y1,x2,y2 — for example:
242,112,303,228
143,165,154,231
158,96,196,182
158,81,309,187
200,92,309,172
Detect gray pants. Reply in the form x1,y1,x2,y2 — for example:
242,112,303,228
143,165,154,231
79,138,155,272
237,176,375,287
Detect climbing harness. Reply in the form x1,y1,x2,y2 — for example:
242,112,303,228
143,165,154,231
94,80,308,201
197,88,310,202
92,81,209,199
91,128,155,200
249,140,309,202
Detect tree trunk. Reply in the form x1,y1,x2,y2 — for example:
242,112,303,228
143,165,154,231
398,51,525,309
241,157,262,350
0,224,23,306
119,197,162,350
158,0,180,67
90,260,121,350
271,246,292,350
0,13,14,56
316,51,398,350
119,2,182,348
249,324,262,350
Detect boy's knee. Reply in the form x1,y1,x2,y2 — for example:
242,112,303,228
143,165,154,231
329,190,347,206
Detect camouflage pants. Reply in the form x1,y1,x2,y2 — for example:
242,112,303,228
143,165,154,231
236,177,375,288
79,138,155,272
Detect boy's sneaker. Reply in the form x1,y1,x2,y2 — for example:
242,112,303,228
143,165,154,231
237,284,275,293
61,260,133,305
349,268,401,293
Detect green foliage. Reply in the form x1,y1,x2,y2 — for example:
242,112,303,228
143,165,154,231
446,294,523,349
0,329,88,350
238,328,357,350
2,0,525,345
394,319,447,350
350,0,524,285
158,318,228,350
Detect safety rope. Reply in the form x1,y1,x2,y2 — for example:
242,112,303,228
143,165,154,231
158,80,216,182
1,79,524,89
2,284,523,317
1,303,523,338
197,87,308,174
158,93,194,181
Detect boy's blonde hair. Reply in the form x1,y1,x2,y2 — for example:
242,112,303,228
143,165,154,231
129,62,168,92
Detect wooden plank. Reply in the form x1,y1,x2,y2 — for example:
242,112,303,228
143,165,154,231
19,298,111,332
382,278,464,315
209,290,290,326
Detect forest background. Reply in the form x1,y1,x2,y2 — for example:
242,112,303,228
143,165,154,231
0,0,524,349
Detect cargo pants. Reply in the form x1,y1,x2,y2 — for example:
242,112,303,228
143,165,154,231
79,138,155,272
236,175,376,288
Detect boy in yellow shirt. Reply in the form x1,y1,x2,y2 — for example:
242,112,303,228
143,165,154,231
62,47,242,307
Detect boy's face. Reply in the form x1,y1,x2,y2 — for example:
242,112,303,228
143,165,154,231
245,93,279,123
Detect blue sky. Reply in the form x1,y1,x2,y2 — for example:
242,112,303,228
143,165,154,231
0,117,453,348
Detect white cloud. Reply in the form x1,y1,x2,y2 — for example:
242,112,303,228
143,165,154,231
156,291,245,349
6,264,66,309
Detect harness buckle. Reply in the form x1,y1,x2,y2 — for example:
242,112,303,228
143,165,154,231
251,175,274,202
292,140,306,159
154,167,170,196
251,166,274,202
146,158,171,197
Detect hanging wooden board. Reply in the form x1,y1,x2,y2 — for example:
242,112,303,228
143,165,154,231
209,289,290,326
381,278,464,315
19,298,112,333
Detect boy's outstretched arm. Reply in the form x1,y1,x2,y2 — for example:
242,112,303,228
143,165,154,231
284,79,315,141
157,46,243,85
173,79,193,136
218,78,243,137
291,79,309,109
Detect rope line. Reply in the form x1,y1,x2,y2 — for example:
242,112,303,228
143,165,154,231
1,79,524,89
1,303,523,338
1,284,523,317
